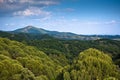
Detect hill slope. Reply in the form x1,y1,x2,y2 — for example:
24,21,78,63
12,26,120,40
0,30,120,64
12,26,81,40
0,38,120,80
0,38,64,80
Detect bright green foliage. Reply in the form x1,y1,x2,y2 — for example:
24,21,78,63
0,38,62,80
35,75,48,80
63,72,71,80
74,48,119,80
59,48,120,80
0,55,23,80
20,68,35,80
103,77,118,80
0,38,120,80
70,70,77,80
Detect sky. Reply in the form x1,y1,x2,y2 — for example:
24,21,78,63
0,0,120,35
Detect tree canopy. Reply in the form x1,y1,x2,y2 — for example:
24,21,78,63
0,38,120,80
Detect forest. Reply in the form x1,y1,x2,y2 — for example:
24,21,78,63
0,31,120,80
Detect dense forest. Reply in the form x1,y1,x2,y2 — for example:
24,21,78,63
0,38,120,80
0,31,120,80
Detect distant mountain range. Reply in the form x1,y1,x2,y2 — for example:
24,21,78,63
12,26,84,40
1,26,120,40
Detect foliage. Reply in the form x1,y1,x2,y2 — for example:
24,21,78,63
0,38,120,80
57,48,120,80
0,38,62,80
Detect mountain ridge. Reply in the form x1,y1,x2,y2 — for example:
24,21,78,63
3,25,120,40
12,26,87,40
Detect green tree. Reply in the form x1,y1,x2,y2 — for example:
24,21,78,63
73,48,120,80
63,72,71,80
20,68,35,80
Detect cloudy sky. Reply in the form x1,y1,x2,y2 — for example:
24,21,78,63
0,0,120,35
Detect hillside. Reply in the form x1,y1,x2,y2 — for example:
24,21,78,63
11,26,120,40
0,38,68,80
0,30,120,66
0,38,120,80
0,27,120,79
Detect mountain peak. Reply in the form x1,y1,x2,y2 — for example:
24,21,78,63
25,25,36,29
13,26,48,34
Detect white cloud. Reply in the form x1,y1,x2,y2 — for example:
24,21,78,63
13,7,51,16
34,15,51,22
0,0,59,5
104,20,118,25
78,20,120,25
8,0,17,3
19,0,59,5
0,0,59,16
37,1,59,5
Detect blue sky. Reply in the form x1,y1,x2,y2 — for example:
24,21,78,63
0,0,120,35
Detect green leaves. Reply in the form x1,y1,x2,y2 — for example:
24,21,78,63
58,48,120,80
0,38,62,80
0,38,120,80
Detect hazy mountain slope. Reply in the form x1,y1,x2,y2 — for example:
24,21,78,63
13,26,48,34
12,26,97,40
0,30,56,41
12,26,120,40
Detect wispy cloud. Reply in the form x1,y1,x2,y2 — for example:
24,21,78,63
40,18,120,29
0,0,59,16
19,0,59,5
81,20,120,25
13,7,51,17
104,20,119,25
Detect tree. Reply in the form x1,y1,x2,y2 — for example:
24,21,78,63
73,48,120,80
63,72,71,80
20,68,35,80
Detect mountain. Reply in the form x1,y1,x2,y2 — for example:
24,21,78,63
11,26,97,40
13,26,48,34
0,30,56,42
9,26,120,40
13,26,83,40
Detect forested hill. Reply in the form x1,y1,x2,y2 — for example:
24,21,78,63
0,30,120,66
0,38,120,80
0,27,120,80
0,38,63,80
0,31,120,60
7,26,120,40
